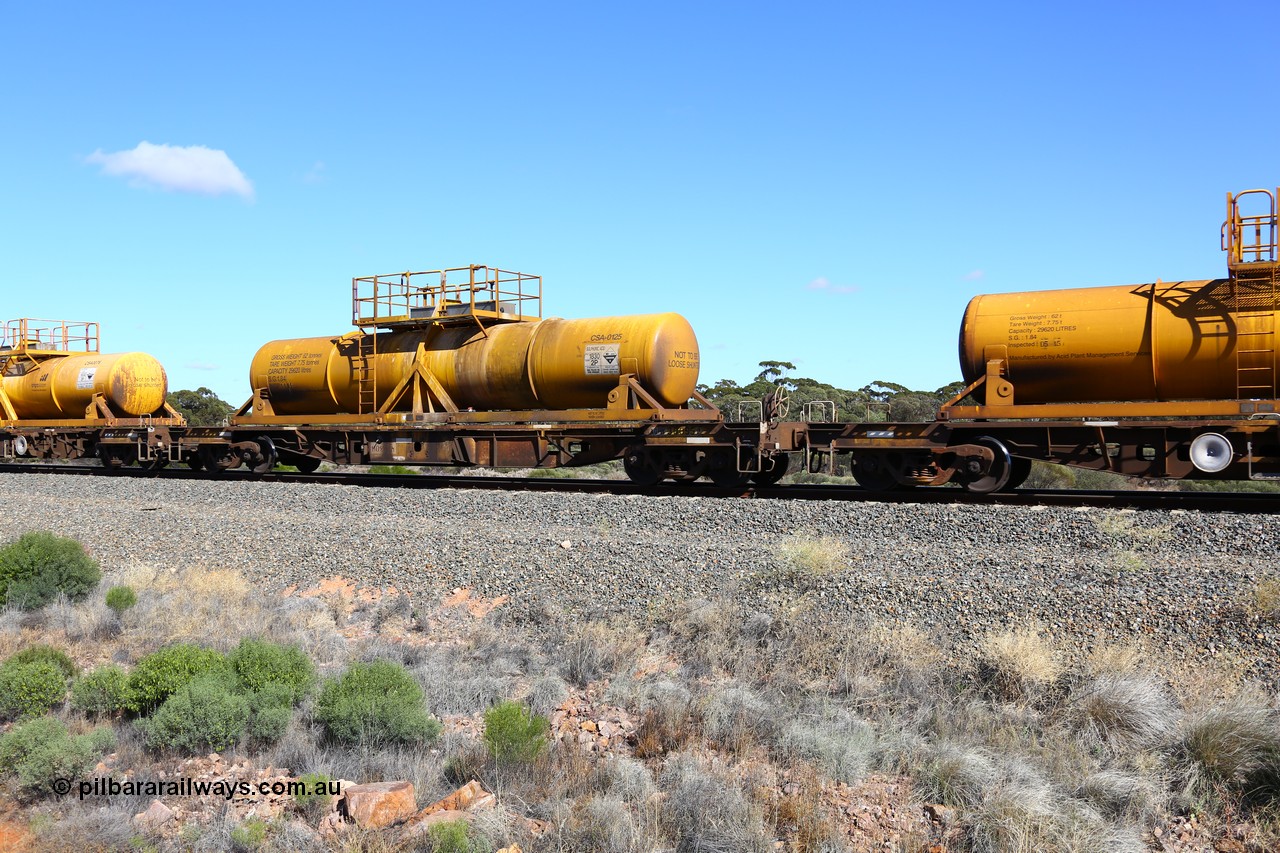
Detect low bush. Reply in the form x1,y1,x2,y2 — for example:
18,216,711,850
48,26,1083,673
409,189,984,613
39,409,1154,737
6,645,76,680
246,683,293,744
229,638,316,703
70,665,130,719
0,660,68,720
314,660,441,745
427,818,485,853
0,531,101,609
229,816,267,852
701,685,777,754
0,716,113,797
561,794,640,851
125,644,229,713
293,771,335,822
104,584,137,616
141,674,249,753
562,621,628,687
658,753,769,853
483,700,549,764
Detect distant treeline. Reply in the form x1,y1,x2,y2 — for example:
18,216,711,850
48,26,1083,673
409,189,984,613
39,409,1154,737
696,360,967,422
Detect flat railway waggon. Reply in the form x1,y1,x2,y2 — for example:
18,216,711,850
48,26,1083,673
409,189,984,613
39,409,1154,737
0,319,184,464
2,188,1279,493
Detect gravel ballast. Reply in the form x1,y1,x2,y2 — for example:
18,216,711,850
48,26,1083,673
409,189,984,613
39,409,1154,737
0,472,1274,681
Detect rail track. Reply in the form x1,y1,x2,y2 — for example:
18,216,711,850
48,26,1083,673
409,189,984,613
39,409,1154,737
2,462,1279,513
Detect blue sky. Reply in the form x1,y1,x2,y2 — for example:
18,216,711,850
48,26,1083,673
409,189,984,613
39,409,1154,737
3,2,1277,403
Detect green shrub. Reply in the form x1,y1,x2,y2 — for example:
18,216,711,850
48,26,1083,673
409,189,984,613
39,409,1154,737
125,644,228,713
0,531,101,609
0,661,68,720
0,717,112,797
314,660,441,745
104,585,137,616
294,772,335,822
483,700,549,764
246,684,293,743
71,665,130,719
427,818,485,853
6,645,76,680
229,817,267,852
141,674,248,752
229,638,315,703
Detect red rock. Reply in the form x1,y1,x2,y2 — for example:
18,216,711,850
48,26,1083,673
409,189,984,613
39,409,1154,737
133,799,174,831
341,781,417,829
419,780,494,815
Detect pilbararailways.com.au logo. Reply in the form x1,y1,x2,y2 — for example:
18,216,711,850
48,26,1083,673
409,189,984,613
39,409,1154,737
52,776,341,801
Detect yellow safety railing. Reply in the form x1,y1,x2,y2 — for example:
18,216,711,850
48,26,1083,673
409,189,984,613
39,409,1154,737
1222,188,1278,266
0,319,100,353
352,265,542,327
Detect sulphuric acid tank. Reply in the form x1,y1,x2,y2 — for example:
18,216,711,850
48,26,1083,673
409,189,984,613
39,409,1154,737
248,313,701,414
2,352,169,419
958,279,1276,403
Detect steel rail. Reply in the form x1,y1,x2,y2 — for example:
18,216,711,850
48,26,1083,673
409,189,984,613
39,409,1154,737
1,462,1279,513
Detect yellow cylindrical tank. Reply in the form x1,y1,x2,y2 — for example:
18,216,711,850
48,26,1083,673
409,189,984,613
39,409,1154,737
248,313,701,414
2,352,169,419
958,279,1271,403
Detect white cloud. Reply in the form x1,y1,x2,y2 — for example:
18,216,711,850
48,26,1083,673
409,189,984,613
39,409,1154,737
806,276,859,294
184,362,221,371
86,141,254,199
303,160,326,183
963,269,985,281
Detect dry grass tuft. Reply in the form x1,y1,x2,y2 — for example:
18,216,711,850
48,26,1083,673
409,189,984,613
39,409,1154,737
1094,511,1172,545
1068,673,1176,751
561,620,637,687
1248,577,1280,620
633,680,694,759
975,627,1063,702
1174,703,1280,807
1084,641,1145,677
700,684,778,754
658,752,770,853
1076,770,1164,821
916,743,1000,808
766,763,846,851
115,563,265,650
773,534,850,580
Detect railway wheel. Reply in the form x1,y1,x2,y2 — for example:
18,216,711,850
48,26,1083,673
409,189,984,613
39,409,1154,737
624,449,663,486
186,455,205,471
245,436,278,475
1006,456,1033,490
958,436,1012,494
707,451,749,486
851,453,899,491
750,453,790,486
291,455,322,474
198,444,240,472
